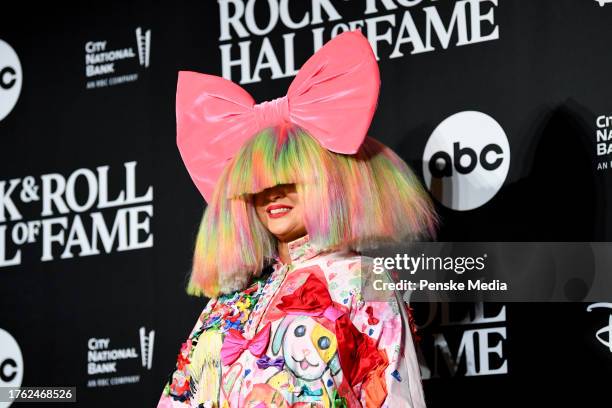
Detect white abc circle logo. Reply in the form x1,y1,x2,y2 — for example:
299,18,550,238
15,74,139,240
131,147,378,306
0,328,23,408
0,40,22,122
423,111,510,211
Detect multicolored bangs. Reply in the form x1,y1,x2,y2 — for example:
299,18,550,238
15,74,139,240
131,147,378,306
187,126,438,298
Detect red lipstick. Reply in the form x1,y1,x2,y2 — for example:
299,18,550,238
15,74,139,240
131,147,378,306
266,204,293,219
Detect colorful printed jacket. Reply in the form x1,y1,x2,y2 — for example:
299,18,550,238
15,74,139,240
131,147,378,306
157,235,426,408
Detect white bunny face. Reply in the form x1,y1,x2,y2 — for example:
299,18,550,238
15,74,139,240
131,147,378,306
275,316,338,381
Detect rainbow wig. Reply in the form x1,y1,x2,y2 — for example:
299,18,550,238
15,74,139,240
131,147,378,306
187,126,437,298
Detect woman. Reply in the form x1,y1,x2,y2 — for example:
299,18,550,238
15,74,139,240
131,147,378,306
158,31,437,408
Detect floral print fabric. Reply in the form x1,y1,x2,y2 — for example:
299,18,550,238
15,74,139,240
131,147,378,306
158,235,426,407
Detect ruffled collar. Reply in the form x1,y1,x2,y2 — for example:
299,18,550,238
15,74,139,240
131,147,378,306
286,234,325,264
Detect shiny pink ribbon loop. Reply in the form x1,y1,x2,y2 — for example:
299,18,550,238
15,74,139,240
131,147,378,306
322,305,345,322
220,322,271,366
176,30,380,202
283,304,345,322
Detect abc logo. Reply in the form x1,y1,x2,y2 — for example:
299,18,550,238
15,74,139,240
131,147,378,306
0,39,22,122
423,111,510,211
0,328,23,408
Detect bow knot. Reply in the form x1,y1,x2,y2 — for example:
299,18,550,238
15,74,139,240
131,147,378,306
256,355,285,370
298,384,324,397
253,96,289,129
220,322,271,366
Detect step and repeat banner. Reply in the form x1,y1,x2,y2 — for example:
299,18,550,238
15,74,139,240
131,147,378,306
1,1,611,406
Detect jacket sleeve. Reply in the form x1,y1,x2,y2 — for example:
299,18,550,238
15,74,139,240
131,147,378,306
347,264,427,408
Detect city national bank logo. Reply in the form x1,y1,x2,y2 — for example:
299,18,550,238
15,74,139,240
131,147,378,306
85,27,151,90
135,27,151,68
595,115,612,171
0,40,22,122
86,326,155,388
139,327,155,370
0,161,153,268
422,111,510,211
586,303,612,352
0,328,23,408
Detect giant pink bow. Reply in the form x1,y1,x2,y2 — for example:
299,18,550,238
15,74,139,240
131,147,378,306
176,31,380,202
220,322,271,366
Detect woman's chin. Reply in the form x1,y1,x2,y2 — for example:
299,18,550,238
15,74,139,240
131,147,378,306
268,225,304,242
270,227,297,241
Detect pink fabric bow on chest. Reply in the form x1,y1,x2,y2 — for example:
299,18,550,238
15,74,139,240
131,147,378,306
221,322,272,366
176,31,380,202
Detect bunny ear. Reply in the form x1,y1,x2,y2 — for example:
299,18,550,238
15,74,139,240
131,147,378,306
271,315,295,355
176,31,380,202
287,31,380,154
176,71,259,202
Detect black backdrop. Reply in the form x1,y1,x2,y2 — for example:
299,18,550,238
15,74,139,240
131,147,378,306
1,1,611,407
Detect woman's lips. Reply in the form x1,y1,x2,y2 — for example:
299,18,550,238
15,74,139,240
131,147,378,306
266,204,293,219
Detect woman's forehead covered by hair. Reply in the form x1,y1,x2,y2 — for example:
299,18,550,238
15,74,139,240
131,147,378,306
221,126,330,198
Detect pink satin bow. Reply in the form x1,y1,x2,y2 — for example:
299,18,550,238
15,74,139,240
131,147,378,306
220,322,271,366
176,30,380,202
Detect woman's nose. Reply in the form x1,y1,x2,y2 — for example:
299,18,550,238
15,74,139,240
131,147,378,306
267,187,285,201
